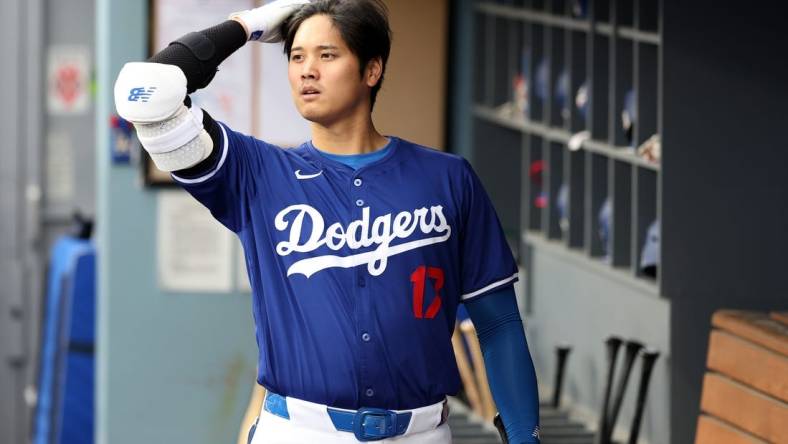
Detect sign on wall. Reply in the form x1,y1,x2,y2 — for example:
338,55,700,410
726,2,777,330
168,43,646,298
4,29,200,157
157,191,234,292
47,46,91,115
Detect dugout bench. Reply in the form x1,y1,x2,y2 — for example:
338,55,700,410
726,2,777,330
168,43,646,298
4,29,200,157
695,310,788,444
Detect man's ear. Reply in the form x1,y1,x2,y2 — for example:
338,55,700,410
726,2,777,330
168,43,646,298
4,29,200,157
364,57,384,88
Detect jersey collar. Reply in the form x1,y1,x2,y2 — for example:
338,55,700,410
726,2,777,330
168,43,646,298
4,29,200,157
306,137,401,174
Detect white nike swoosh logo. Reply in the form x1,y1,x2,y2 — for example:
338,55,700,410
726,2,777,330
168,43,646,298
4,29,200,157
294,169,323,180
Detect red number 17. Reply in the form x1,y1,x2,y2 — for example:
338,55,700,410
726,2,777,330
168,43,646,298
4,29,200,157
410,266,444,319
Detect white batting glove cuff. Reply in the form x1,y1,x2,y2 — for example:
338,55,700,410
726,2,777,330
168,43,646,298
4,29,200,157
229,0,310,43
135,107,214,172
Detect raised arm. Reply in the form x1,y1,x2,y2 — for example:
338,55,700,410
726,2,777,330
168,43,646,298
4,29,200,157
113,0,307,175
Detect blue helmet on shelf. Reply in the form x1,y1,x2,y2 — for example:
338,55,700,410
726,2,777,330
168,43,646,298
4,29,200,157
576,80,589,121
572,0,588,18
622,89,636,145
598,197,612,262
535,58,550,101
557,183,569,233
556,69,570,122
640,219,659,277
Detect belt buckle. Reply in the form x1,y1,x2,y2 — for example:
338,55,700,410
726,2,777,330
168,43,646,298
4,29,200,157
353,407,399,442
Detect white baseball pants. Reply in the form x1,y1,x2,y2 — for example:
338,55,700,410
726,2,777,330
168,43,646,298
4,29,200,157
248,395,452,444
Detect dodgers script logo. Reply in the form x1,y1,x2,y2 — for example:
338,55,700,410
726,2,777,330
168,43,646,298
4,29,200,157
275,204,452,278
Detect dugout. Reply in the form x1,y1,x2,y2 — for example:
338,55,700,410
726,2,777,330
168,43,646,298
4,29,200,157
449,1,788,443
1,1,787,444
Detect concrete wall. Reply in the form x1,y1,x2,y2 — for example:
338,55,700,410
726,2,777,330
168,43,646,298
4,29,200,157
1,0,45,441
525,236,670,444
662,1,788,441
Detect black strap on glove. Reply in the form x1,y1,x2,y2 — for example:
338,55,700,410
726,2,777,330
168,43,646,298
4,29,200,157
148,20,247,93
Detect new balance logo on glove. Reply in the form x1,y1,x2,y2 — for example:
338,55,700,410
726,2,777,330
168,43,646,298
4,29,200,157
127,86,157,102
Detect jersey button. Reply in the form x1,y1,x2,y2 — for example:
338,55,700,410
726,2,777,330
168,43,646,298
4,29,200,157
365,388,374,397
355,199,364,207
353,178,362,187
358,276,366,287
361,332,371,342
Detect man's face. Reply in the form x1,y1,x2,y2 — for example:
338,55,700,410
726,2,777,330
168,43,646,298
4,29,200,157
288,14,371,125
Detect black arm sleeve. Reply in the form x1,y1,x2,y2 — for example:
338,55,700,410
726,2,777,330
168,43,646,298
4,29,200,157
148,20,247,94
146,20,247,177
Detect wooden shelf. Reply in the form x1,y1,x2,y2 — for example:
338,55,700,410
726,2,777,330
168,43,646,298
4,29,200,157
473,104,660,171
476,3,590,31
475,2,660,44
583,139,660,171
619,26,661,44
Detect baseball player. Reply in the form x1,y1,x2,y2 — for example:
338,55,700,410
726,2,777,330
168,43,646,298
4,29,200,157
114,1,539,442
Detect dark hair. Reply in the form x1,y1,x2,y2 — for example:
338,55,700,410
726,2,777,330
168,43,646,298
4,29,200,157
282,0,392,110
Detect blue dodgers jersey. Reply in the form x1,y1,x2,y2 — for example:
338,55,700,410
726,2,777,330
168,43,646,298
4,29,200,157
172,123,518,410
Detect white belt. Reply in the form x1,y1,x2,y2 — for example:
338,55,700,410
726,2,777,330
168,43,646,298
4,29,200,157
262,392,449,441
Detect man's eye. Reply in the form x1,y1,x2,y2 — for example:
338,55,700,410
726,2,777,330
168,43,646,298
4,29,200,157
321,53,336,60
291,54,303,62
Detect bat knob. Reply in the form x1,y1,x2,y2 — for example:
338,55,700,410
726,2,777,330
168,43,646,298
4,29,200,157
493,413,509,444
556,344,572,359
641,348,661,364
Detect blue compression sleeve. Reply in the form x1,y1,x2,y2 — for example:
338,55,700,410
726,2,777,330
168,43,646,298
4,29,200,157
465,286,540,443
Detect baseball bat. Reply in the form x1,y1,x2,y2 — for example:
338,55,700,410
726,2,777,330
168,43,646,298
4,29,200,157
552,344,572,408
596,336,623,444
605,340,644,442
627,349,660,444
494,413,509,444
460,320,497,421
451,325,484,416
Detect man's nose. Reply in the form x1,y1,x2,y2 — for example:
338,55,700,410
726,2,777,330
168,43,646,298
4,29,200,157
301,57,318,80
